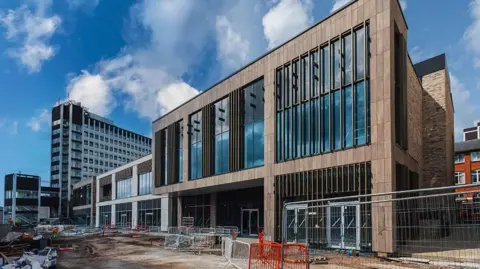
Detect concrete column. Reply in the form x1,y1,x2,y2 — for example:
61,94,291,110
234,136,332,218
96,179,100,204
161,197,169,232
210,192,217,228
264,176,275,239
111,173,116,200
95,206,99,227
111,204,116,226
177,196,182,227
132,201,138,228
132,165,138,196
12,174,17,223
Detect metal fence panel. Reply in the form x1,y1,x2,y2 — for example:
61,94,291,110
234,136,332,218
281,184,480,268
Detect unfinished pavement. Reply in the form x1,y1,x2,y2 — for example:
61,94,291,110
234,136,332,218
56,236,225,269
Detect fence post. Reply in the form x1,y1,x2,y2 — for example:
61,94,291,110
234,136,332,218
306,204,310,269
281,204,286,269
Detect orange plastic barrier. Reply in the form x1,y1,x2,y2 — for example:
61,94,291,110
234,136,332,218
248,242,308,269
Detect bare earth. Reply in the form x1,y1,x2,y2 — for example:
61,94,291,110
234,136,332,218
57,236,226,269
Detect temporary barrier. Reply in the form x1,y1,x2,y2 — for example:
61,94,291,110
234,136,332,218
281,183,480,268
222,237,250,269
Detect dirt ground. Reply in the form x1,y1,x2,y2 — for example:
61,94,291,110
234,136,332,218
56,235,226,269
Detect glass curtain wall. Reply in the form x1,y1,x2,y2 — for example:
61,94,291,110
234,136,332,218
244,79,265,168
276,24,369,162
137,199,162,227
214,97,230,174
116,178,132,199
190,111,202,179
177,120,184,183
115,203,132,228
138,172,152,195
99,205,112,227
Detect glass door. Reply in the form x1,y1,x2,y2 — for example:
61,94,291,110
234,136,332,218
121,214,128,227
285,204,307,243
327,202,360,249
241,209,259,236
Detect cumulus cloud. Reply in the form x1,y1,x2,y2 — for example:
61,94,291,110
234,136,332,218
0,0,61,73
67,71,114,116
465,0,480,68
399,0,407,11
450,73,478,140
27,109,50,132
216,16,250,73
330,0,350,13
263,0,313,49
65,0,206,120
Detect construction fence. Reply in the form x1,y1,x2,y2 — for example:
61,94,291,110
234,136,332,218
281,184,480,268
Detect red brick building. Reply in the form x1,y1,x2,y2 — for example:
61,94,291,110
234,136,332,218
454,139,480,203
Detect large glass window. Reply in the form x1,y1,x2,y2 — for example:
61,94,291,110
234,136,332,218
138,172,152,195
116,177,132,199
115,203,132,228
214,97,230,174
244,79,264,168
16,190,38,198
275,24,369,162
177,121,184,183
99,205,112,227
190,111,202,179
138,199,162,227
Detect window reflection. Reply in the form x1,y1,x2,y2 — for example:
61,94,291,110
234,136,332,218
244,79,265,168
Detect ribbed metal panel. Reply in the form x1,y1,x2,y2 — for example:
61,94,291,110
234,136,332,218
229,89,244,172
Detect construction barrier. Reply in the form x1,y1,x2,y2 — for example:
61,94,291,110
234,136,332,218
222,237,250,269
248,242,308,269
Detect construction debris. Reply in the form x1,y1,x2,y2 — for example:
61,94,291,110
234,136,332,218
0,247,57,269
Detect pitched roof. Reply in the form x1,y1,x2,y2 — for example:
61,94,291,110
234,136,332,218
455,139,480,153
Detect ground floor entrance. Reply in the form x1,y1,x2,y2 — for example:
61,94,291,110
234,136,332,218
178,185,264,236
241,209,259,236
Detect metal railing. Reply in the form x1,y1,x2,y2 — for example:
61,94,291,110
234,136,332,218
281,184,480,268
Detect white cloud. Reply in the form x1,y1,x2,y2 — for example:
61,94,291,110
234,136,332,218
330,0,350,13
0,0,61,73
65,0,205,120
399,0,407,11
263,0,313,49
66,0,100,10
449,73,477,140
67,71,114,117
27,109,50,132
465,0,480,68
216,16,250,73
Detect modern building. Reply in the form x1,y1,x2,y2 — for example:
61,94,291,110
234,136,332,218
85,154,169,230
3,173,59,225
72,177,96,226
463,121,480,141
50,100,152,218
151,0,453,254
0,207,3,225
454,140,480,203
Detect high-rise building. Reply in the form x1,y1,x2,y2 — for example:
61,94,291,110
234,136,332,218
50,100,152,218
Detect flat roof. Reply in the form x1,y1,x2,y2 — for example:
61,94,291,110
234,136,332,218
413,54,446,77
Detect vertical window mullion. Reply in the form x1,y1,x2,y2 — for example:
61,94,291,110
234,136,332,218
351,28,355,148
364,22,368,144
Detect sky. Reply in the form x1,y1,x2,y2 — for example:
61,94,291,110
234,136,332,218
0,0,478,205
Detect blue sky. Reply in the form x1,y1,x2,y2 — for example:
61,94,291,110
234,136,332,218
0,0,478,205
